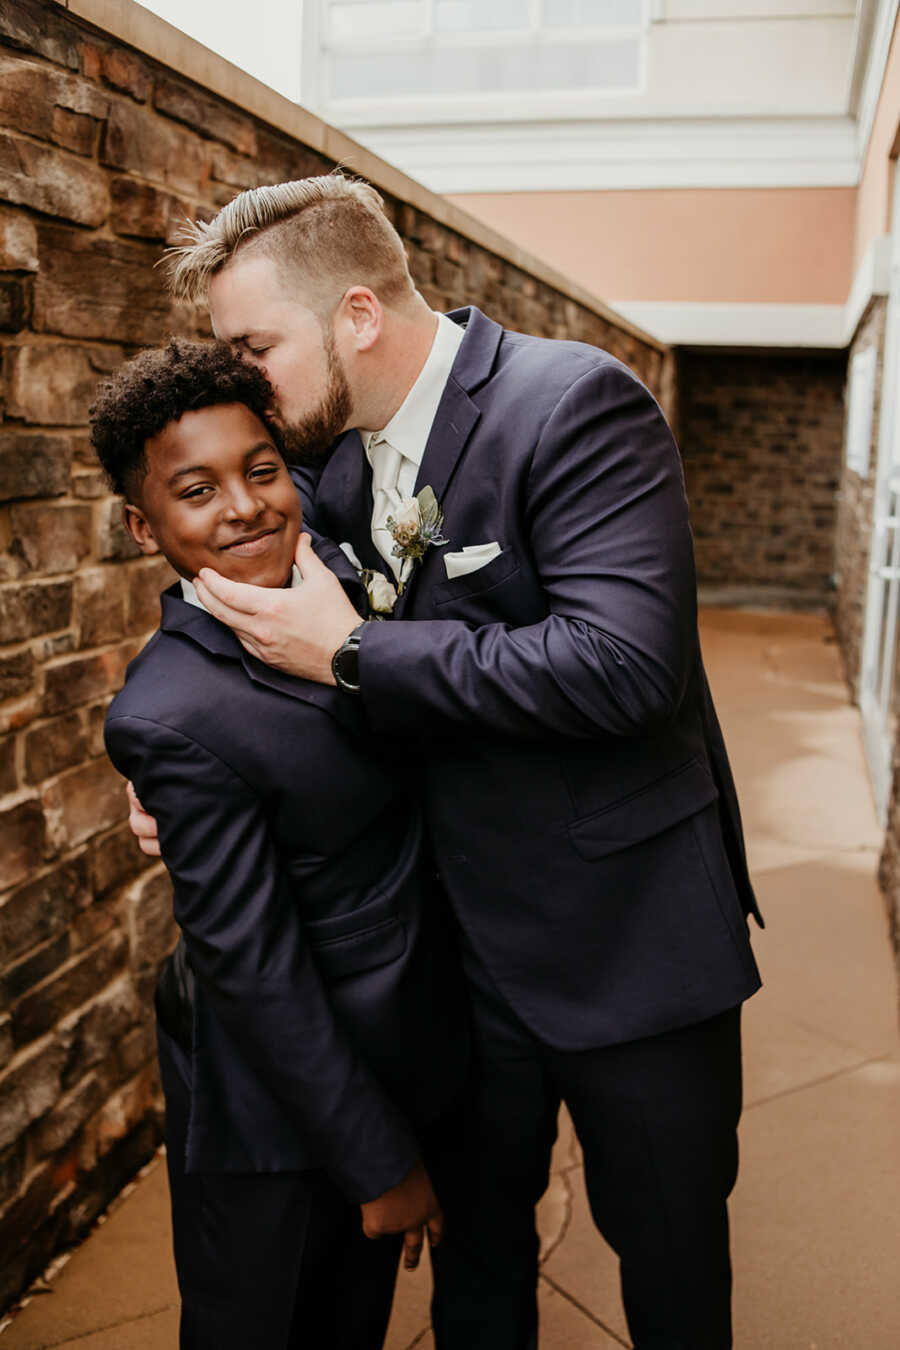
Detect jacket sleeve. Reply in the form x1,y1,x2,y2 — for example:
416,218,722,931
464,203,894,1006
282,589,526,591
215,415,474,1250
359,362,699,741
289,464,322,529
104,713,420,1202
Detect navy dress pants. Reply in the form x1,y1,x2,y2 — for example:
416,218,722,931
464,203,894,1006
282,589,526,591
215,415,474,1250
426,944,743,1350
157,1026,403,1350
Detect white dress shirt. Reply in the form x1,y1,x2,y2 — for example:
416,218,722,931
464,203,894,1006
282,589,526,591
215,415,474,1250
360,311,464,501
181,564,302,612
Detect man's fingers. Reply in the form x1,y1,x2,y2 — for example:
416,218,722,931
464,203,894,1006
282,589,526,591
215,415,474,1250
127,791,154,836
126,782,162,857
195,568,266,620
426,1209,444,1248
295,531,328,578
403,1226,424,1271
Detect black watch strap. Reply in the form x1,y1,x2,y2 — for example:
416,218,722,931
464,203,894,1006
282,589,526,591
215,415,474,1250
331,621,369,694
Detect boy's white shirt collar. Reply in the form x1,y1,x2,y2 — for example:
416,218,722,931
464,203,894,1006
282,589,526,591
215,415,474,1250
180,563,302,613
360,311,463,469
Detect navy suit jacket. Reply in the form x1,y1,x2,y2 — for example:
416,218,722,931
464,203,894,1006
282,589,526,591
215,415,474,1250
293,306,762,1052
104,536,468,1201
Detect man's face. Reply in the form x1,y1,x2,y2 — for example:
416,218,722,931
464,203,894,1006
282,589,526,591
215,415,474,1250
125,402,301,587
208,253,352,461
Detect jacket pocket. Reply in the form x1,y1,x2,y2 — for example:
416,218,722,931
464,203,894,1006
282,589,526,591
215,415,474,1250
567,757,718,862
304,890,407,980
431,547,519,607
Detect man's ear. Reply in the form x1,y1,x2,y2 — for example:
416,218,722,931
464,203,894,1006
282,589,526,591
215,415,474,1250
123,502,161,556
338,286,382,353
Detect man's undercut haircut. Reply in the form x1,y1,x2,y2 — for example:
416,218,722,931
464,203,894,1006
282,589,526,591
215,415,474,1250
89,338,282,501
166,174,415,314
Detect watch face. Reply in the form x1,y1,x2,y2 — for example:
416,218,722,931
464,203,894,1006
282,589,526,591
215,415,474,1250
334,642,360,690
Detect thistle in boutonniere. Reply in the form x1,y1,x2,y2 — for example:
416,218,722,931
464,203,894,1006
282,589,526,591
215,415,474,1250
381,485,448,592
360,569,398,618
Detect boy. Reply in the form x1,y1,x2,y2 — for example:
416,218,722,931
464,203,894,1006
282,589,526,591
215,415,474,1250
90,338,467,1349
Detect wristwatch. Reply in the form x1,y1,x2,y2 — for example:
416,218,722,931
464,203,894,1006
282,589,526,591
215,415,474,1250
331,622,369,693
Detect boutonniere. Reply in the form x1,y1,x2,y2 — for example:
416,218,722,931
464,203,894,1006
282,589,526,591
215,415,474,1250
360,568,398,618
339,541,398,619
381,485,448,593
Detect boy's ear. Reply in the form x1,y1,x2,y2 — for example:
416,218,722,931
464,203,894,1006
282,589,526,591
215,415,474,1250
123,502,161,557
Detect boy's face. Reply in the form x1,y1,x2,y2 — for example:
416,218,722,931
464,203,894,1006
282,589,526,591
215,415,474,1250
124,403,301,587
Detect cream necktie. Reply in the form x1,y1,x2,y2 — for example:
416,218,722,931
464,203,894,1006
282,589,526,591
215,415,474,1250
370,437,405,578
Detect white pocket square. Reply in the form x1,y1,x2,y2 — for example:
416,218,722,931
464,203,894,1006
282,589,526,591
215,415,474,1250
443,542,502,580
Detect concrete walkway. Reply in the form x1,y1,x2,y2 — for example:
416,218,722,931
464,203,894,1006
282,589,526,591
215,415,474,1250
2,609,899,1348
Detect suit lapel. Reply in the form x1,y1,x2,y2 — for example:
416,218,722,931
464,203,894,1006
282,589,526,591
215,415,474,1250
306,529,368,617
314,308,505,619
393,307,502,617
319,429,384,575
391,380,481,618
236,649,360,730
159,581,364,732
413,306,501,507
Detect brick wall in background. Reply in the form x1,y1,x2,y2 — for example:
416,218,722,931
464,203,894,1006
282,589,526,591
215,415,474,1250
677,349,848,598
0,0,669,1311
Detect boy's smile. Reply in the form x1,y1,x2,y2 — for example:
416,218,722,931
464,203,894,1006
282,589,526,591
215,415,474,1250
124,402,301,588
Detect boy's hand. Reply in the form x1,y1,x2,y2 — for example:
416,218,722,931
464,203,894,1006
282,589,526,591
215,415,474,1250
127,781,161,857
360,1161,444,1270
194,533,361,685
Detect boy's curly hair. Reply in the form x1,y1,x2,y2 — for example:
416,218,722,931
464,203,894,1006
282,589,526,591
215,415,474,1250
89,338,282,499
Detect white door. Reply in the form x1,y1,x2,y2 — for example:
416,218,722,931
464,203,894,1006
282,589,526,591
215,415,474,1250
860,178,900,822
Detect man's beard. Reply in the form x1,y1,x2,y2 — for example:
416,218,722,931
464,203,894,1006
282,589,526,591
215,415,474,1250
276,331,353,467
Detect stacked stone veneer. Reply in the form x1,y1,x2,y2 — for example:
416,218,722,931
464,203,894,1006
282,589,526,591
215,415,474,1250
678,349,848,596
0,0,670,1311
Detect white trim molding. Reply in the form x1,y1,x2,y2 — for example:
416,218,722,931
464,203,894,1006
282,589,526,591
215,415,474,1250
353,115,859,194
854,0,900,167
612,235,892,347
844,234,892,342
611,302,846,347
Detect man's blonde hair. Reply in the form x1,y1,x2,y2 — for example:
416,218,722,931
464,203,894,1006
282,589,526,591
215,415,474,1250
167,175,415,313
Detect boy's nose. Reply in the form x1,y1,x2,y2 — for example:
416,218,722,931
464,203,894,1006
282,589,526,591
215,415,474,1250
223,484,265,520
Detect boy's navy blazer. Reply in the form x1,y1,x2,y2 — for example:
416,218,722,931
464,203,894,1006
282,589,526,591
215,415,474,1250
104,537,467,1202
293,306,763,1053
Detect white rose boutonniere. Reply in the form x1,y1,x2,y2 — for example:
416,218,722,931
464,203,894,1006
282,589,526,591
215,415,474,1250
363,570,398,616
382,485,448,592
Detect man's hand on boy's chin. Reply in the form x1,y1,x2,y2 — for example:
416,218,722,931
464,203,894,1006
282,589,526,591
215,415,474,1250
194,533,361,685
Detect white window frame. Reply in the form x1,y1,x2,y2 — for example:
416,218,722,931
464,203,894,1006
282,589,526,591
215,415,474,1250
309,0,649,123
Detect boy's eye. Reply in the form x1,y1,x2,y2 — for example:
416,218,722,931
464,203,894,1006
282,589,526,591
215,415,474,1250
249,464,278,481
247,345,270,356
181,484,212,500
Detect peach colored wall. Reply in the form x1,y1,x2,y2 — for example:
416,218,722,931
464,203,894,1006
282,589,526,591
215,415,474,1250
856,15,900,272
447,187,855,305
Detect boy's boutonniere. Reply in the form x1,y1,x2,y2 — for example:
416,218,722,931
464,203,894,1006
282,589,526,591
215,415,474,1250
339,541,398,620
360,569,398,618
381,485,448,593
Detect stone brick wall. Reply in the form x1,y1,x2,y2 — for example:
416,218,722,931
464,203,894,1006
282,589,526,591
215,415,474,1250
0,0,669,1311
677,349,848,597
833,297,885,695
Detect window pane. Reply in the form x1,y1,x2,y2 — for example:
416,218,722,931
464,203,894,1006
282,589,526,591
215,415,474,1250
543,0,643,24
434,0,531,32
329,1,426,42
330,37,640,96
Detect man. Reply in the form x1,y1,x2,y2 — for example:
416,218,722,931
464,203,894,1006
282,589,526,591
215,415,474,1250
96,339,467,1348
135,175,762,1348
